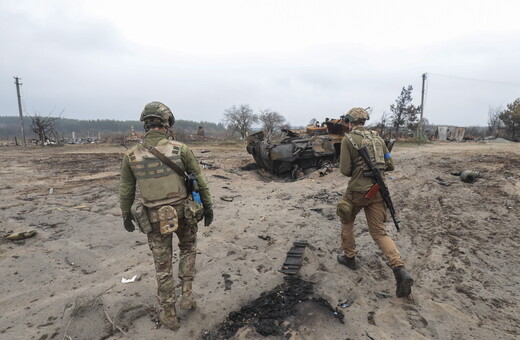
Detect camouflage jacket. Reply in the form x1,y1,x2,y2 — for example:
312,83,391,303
339,126,395,193
119,130,212,214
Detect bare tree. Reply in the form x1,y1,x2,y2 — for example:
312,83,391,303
487,105,503,137
223,104,258,139
259,109,286,139
30,112,62,145
374,110,390,137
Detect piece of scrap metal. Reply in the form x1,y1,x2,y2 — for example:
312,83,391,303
279,240,308,275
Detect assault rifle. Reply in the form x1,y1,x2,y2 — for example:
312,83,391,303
357,146,400,232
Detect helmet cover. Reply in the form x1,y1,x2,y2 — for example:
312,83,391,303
345,107,369,123
140,101,175,128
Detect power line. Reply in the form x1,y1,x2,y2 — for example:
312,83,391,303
429,73,520,87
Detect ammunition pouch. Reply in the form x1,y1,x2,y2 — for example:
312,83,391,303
130,201,153,234
158,205,179,235
184,199,204,226
336,199,354,223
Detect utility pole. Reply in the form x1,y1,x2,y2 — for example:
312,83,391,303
417,73,427,143
14,77,27,146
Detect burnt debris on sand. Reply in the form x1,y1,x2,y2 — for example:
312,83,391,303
203,277,344,339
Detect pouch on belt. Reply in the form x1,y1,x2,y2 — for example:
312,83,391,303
158,205,179,235
336,199,354,223
184,199,204,226
131,201,153,234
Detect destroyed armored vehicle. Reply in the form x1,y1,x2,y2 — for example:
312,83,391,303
246,118,350,178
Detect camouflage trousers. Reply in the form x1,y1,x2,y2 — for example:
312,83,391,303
340,191,405,269
147,218,198,308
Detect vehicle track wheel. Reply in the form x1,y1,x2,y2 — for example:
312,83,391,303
292,167,305,180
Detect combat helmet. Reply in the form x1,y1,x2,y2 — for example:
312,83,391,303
140,101,175,131
346,107,370,124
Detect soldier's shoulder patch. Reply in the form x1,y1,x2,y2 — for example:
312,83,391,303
169,140,184,153
125,144,140,155
169,140,184,148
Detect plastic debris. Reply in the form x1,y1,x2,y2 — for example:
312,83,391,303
121,275,138,283
338,299,351,308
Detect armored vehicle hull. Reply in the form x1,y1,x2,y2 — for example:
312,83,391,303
247,118,349,177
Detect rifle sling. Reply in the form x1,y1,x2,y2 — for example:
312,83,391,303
141,140,187,179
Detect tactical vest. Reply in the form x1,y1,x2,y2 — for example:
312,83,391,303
127,139,187,208
346,129,386,172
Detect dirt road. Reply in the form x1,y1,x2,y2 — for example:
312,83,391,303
0,141,518,339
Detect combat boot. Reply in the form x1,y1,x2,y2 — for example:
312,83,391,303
179,280,196,310
393,266,414,297
159,307,180,330
337,254,357,270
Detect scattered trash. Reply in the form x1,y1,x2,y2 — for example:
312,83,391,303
388,176,396,180
212,174,231,180
435,177,451,186
201,150,211,153
338,299,352,308
121,275,138,283
201,161,219,170
451,170,483,183
374,291,393,298
220,195,240,202
48,188,54,194
258,235,271,241
5,230,37,240
460,170,482,183
279,240,308,275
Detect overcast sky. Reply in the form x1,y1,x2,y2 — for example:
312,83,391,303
2,0,520,127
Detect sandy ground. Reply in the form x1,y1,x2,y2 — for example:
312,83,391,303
0,140,519,340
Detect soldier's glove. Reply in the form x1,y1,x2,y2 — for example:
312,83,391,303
123,213,136,232
203,206,213,227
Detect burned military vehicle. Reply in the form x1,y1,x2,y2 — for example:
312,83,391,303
246,118,350,178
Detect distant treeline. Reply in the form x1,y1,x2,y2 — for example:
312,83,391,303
0,116,226,140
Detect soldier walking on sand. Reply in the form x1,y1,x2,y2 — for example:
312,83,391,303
336,107,413,298
119,102,213,330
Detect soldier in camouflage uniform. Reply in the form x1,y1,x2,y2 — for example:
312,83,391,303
119,102,213,330
336,107,413,298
